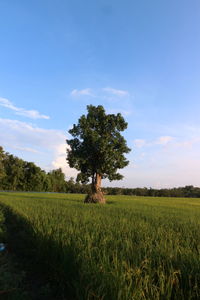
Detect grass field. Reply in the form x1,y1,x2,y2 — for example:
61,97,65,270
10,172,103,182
0,192,200,299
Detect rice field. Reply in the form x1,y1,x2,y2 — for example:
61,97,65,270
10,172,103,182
0,192,200,299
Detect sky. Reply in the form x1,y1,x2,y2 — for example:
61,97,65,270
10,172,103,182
0,0,200,188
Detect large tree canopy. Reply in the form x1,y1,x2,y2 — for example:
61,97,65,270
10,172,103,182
67,105,131,203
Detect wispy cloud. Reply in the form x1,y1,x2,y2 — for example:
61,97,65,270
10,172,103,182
102,87,129,97
13,146,40,153
0,97,50,119
134,136,174,148
156,136,174,145
70,88,94,97
69,87,130,100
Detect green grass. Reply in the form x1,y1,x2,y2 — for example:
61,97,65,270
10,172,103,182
0,192,200,299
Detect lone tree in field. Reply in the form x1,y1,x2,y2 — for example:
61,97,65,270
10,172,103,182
67,105,131,203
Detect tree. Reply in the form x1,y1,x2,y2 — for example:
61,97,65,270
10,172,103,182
24,162,48,191
48,168,66,192
3,154,25,191
67,105,131,203
0,146,6,188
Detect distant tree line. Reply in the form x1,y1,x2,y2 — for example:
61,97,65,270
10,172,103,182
1,146,200,197
103,186,200,198
0,146,90,193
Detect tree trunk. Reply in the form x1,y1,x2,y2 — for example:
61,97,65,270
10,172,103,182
84,173,106,203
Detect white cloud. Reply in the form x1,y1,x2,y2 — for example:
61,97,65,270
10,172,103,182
0,97,50,119
156,136,174,145
0,118,61,147
102,87,129,97
51,143,78,179
133,136,173,148
0,118,76,178
70,88,94,97
12,146,40,153
16,110,49,119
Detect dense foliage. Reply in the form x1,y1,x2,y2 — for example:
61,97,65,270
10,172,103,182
0,192,200,299
67,105,130,202
67,105,130,183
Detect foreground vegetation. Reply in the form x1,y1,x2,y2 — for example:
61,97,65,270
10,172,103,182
0,193,199,299
0,207,28,299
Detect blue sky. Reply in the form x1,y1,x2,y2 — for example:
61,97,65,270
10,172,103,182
1,0,200,188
